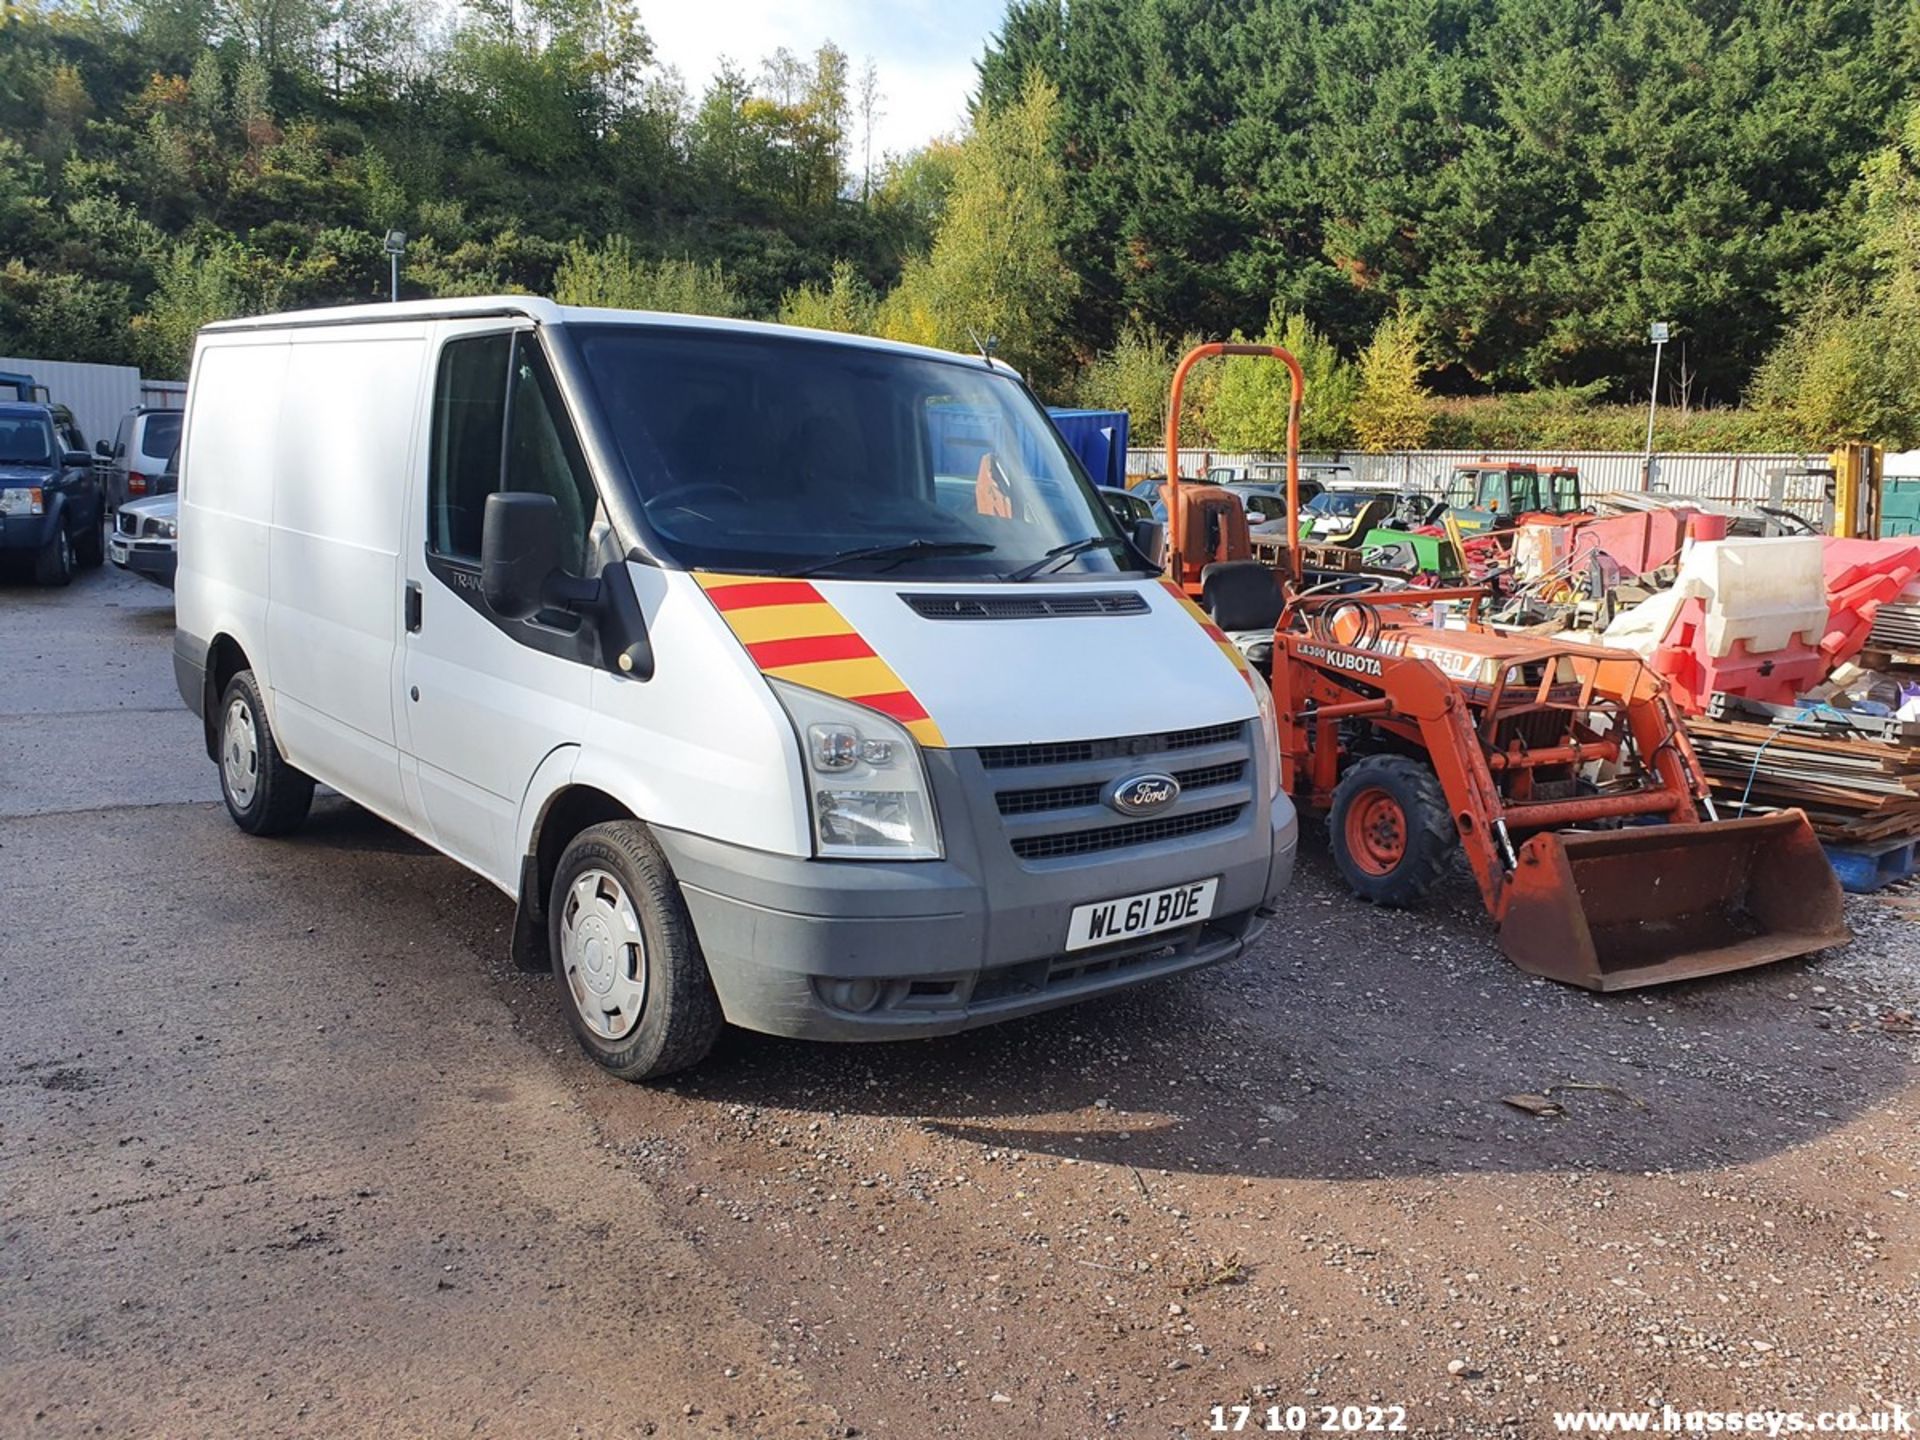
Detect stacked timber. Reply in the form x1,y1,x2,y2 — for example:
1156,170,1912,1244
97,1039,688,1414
1687,717,1920,843
1867,599,1920,653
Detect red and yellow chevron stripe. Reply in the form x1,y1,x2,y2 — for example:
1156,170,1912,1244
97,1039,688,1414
694,573,946,747
1160,579,1257,690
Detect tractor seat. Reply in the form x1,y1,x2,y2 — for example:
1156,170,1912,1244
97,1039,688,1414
1202,561,1283,682
1201,560,1283,631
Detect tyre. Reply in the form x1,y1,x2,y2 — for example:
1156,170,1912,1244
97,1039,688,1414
75,513,105,568
216,670,315,836
1328,753,1456,906
549,821,722,1081
33,523,73,586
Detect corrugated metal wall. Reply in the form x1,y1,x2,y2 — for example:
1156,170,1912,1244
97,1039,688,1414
0,356,146,452
1127,447,1830,515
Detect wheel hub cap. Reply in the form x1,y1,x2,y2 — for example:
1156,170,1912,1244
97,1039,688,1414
222,698,259,808
1346,788,1407,876
561,869,646,1042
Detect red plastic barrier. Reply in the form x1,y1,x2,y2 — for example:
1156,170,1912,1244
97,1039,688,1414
1651,596,1829,713
1819,538,1920,665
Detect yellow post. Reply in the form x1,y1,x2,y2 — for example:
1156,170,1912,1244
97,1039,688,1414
1828,444,1885,538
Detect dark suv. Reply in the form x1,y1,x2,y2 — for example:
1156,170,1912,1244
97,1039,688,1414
0,401,106,584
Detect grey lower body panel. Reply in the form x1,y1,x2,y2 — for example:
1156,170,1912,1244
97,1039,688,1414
174,629,207,720
655,794,1297,1042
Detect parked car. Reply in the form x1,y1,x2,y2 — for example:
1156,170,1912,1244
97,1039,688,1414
0,400,106,584
1208,461,1355,492
175,296,1297,1081
1097,484,1154,528
102,405,185,513
1217,479,1325,525
1128,473,1172,519
1293,488,1398,539
110,452,179,589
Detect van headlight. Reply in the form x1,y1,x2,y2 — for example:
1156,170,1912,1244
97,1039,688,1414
769,679,942,860
1249,674,1282,801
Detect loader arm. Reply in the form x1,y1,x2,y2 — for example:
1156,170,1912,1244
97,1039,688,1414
1270,589,1849,990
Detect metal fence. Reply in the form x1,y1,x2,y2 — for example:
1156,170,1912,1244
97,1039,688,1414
0,355,146,452
1126,448,1831,513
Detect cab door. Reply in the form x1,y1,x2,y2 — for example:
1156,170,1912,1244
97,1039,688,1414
396,324,604,885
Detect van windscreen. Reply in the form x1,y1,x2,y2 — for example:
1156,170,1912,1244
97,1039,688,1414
572,326,1142,581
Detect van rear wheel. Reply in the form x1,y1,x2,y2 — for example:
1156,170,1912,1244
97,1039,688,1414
550,821,721,1081
217,670,315,835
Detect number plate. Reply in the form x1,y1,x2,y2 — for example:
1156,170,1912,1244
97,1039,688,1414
1065,878,1218,951
109,539,129,564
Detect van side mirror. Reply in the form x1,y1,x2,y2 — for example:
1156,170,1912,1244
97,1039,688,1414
62,449,91,469
479,490,655,680
1131,517,1166,569
481,491,566,621
94,440,111,457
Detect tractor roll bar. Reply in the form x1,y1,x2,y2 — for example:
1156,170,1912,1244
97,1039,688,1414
1164,343,1305,586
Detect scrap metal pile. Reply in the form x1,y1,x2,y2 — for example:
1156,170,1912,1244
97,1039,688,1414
1251,459,1920,892
1155,353,1850,989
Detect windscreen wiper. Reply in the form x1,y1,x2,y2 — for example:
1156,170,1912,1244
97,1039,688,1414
788,539,998,578
1005,535,1130,582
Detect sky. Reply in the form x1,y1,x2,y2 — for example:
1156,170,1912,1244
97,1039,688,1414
640,0,1007,160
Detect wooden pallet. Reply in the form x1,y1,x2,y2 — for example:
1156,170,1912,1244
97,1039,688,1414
1823,835,1920,893
1688,716,1920,844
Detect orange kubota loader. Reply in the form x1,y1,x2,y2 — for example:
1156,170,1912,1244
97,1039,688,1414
1162,343,1848,991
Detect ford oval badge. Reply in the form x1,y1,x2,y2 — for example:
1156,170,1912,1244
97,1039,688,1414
1106,772,1181,816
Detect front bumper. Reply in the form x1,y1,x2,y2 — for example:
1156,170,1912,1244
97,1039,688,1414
655,759,1298,1041
0,510,59,553
109,535,177,587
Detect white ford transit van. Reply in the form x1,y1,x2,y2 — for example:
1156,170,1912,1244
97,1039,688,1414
173,298,1297,1078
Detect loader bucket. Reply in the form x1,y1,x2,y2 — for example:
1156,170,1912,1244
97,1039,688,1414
1497,811,1849,991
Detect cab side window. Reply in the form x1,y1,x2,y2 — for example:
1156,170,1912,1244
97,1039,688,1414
429,332,598,571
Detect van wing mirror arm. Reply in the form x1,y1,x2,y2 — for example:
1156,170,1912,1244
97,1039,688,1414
541,566,653,680
589,562,654,680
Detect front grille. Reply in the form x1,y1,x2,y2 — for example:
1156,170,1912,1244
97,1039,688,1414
1490,707,1567,753
980,721,1240,771
983,719,1253,863
116,512,138,537
902,591,1150,621
995,759,1246,816
1009,806,1244,860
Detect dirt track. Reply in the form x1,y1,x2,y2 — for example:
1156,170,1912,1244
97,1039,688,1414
3,567,1916,1438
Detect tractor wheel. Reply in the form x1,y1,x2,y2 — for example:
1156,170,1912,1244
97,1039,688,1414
1328,754,1456,907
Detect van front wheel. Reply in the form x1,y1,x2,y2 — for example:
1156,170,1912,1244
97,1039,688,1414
549,822,722,1081
217,670,315,835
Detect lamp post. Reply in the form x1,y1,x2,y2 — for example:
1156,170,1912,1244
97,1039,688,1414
1643,320,1669,491
384,229,407,303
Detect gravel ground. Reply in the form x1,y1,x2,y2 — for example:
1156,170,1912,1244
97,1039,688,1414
3,566,1917,1438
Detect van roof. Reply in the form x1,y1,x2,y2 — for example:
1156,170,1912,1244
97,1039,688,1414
0,401,52,419
199,296,1023,375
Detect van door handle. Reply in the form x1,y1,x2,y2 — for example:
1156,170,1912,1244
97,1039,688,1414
404,581,423,633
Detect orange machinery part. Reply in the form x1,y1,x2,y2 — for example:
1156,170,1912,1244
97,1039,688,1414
1163,343,1305,593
